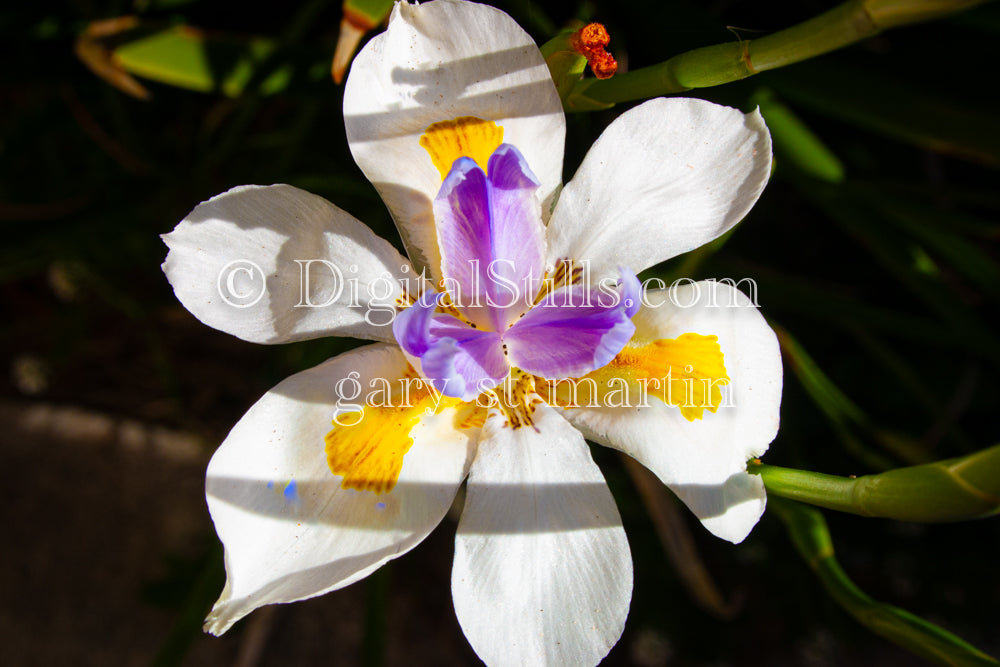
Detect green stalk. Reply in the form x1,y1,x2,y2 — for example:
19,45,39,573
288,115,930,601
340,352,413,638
540,29,590,104
750,444,1000,522
361,564,390,667
567,0,989,110
770,497,999,667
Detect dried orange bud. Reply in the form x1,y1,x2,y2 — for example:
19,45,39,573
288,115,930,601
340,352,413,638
588,50,618,80
570,23,611,53
569,23,618,79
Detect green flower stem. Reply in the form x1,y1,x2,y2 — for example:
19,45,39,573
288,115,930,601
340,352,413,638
750,444,1000,522
566,0,988,110
770,497,999,667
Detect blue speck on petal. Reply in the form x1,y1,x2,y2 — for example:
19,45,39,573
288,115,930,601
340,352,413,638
618,266,642,318
376,502,387,511
283,479,299,503
266,480,275,490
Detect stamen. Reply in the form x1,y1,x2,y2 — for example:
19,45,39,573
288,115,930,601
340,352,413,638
489,370,542,430
433,289,479,329
455,403,488,430
533,258,585,305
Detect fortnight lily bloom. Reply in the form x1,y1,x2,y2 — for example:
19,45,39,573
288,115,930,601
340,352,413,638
162,1,781,665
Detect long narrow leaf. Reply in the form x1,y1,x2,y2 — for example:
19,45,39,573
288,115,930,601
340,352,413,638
766,60,1000,165
113,26,291,96
770,497,999,667
753,88,845,183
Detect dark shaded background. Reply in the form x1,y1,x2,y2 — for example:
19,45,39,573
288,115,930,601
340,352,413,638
2,0,998,665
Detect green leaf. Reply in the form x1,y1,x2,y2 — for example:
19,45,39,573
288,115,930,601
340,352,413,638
773,324,867,427
113,26,291,97
730,262,955,348
772,323,902,469
855,187,1000,304
805,185,1000,369
765,59,1000,166
151,543,225,667
752,88,845,183
770,497,999,667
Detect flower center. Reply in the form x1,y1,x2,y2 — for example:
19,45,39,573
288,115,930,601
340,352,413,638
322,110,734,493
480,369,542,430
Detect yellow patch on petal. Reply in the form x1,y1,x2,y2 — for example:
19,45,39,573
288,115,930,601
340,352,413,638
325,380,461,494
545,333,729,421
420,116,504,180
611,333,730,420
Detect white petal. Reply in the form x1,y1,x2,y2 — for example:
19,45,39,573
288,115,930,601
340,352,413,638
565,282,782,543
344,0,565,278
204,343,476,634
452,402,631,667
546,98,772,282
162,184,412,344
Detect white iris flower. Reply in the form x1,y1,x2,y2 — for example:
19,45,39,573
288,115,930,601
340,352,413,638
161,1,782,665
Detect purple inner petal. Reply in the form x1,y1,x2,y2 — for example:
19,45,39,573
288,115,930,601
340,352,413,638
392,291,440,357
395,145,639,398
503,285,636,379
393,294,508,400
434,145,546,332
423,316,508,400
